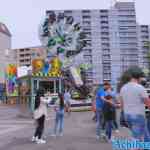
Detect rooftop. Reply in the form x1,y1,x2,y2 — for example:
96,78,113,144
0,22,11,37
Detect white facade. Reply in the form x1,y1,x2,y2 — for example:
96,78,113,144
0,23,12,83
137,25,150,70
47,2,140,85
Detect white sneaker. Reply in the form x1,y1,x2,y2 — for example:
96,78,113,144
96,135,100,140
110,136,115,142
50,134,56,137
36,139,46,144
101,133,106,137
31,136,38,142
59,133,63,137
115,130,119,133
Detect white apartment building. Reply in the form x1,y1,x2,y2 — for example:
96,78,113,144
138,25,150,70
15,46,45,67
46,2,141,86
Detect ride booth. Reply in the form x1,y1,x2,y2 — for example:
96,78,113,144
17,74,64,113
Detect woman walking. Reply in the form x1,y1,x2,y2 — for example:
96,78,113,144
32,89,50,144
53,93,65,136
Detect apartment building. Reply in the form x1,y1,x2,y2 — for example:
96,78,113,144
45,2,138,86
15,46,46,67
0,23,12,83
138,25,150,70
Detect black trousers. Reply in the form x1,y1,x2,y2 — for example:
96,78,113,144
34,115,45,139
102,109,118,130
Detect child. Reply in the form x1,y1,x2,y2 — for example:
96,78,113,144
53,93,65,136
103,95,117,141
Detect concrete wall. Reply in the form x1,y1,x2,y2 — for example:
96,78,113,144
0,32,12,83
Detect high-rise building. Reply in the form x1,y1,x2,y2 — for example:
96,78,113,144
110,2,138,85
137,25,150,70
46,1,140,86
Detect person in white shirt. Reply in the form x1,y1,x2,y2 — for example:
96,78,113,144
120,68,150,141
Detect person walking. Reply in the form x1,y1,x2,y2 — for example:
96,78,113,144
103,94,119,141
105,85,119,133
120,67,150,142
101,82,120,142
32,89,51,144
53,93,65,136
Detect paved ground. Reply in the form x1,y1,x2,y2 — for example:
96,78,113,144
0,105,129,150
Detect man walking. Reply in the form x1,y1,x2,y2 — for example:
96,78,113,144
120,67,150,141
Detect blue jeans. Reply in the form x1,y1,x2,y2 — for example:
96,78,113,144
96,108,103,136
125,114,150,141
147,119,150,135
54,109,64,134
105,120,113,139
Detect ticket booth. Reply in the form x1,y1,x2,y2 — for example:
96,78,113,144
18,75,64,112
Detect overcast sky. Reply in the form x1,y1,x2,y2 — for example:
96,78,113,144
0,0,149,49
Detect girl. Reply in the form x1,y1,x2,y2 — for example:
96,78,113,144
53,93,65,136
103,94,120,141
32,89,51,144
103,95,114,141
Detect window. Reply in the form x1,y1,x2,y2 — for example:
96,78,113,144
82,10,90,13
82,21,91,25
64,10,72,14
101,37,109,40
101,26,109,29
100,10,108,13
25,54,30,56
20,49,24,52
101,32,109,35
101,21,109,24
20,59,24,62
102,43,110,47
82,15,91,19
20,54,24,57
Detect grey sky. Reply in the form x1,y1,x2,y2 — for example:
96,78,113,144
0,0,149,49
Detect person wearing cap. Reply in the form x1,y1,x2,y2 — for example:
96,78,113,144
120,66,150,141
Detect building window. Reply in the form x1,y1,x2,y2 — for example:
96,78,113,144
100,10,108,13
20,49,24,52
82,10,90,13
25,54,30,56
101,32,109,35
101,21,109,24
82,15,91,19
64,10,72,14
20,54,24,57
20,59,24,62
